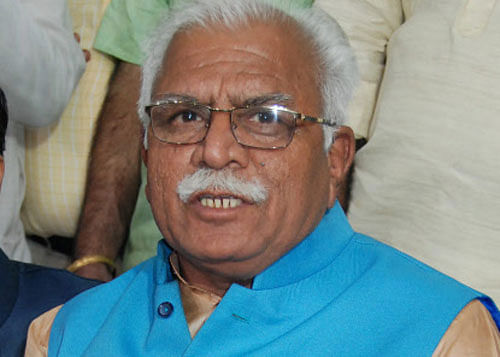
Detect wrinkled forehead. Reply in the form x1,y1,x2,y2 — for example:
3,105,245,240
154,19,322,110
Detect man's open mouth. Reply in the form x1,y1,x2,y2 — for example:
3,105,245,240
199,195,243,209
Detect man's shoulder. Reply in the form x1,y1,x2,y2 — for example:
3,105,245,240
318,231,494,354
346,232,480,302
47,256,164,355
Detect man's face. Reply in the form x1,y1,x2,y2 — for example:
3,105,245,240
144,20,343,281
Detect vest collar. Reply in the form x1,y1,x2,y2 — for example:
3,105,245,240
253,202,353,289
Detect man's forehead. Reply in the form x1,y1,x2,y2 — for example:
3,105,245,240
162,18,311,71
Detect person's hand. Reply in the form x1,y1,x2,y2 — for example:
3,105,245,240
73,32,91,62
74,263,113,282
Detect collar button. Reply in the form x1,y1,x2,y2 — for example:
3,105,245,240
158,302,174,318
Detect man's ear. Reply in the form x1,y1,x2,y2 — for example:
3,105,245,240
327,126,355,208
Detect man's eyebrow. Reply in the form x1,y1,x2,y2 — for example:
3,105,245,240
151,93,294,107
152,93,199,103
242,94,294,107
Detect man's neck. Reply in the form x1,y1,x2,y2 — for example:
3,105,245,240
173,253,253,297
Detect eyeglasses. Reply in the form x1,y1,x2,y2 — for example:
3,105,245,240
144,100,336,149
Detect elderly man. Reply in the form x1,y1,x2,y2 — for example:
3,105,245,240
27,1,499,355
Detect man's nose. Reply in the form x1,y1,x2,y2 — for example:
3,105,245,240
191,111,249,170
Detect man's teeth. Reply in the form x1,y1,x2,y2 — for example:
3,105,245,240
200,197,242,208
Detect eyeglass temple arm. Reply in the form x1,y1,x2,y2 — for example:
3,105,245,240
300,114,337,127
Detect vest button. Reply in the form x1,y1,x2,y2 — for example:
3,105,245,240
158,302,174,318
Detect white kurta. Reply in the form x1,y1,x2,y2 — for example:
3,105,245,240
317,0,500,302
0,0,85,261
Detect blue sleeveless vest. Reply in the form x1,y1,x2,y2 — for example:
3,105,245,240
48,203,499,356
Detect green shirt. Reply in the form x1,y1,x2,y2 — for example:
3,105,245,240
94,0,170,64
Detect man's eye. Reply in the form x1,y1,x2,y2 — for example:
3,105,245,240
170,110,201,123
251,111,279,124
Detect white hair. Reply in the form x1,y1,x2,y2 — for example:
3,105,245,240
138,0,358,151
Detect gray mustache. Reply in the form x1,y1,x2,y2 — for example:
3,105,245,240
177,168,268,204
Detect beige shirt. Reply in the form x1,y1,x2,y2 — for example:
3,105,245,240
169,253,221,338
316,0,500,302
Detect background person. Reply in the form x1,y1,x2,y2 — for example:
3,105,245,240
317,0,500,302
0,0,86,263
